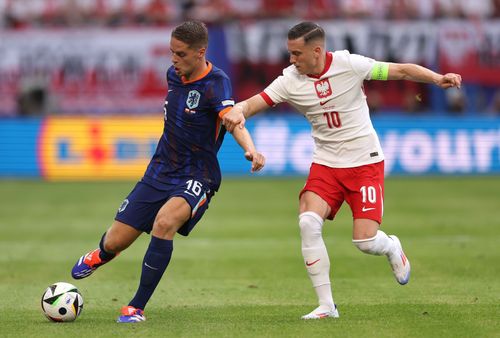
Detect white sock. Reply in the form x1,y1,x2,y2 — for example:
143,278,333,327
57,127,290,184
352,230,395,256
299,212,334,308
315,284,335,309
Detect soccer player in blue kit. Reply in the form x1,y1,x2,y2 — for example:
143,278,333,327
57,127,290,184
71,21,265,323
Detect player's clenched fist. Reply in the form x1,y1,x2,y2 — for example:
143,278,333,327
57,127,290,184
245,151,265,173
437,73,462,89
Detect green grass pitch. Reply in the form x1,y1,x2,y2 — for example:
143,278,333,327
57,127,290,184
1,177,499,337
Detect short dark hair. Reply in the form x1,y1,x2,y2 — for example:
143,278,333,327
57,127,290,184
288,22,325,44
171,21,208,49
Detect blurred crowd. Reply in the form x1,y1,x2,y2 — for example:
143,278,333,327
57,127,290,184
1,0,500,29
1,0,499,116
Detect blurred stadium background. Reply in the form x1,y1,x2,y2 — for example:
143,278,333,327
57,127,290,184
0,0,499,178
1,1,500,337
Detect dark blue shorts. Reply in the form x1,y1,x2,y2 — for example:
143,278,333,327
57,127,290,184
115,178,214,236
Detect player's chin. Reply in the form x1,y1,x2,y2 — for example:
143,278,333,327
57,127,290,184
174,67,183,76
295,67,306,75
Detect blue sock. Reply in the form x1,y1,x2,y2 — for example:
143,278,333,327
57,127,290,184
98,232,116,261
129,236,173,310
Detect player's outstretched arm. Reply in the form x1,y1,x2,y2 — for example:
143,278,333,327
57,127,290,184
386,63,462,89
230,126,265,173
222,94,269,132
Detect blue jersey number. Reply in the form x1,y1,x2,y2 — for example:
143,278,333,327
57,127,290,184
163,101,168,121
185,179,202,196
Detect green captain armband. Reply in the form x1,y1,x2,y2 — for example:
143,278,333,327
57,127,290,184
371,62,389,81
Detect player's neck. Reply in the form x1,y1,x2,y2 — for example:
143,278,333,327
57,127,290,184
311,54,326,76
184,60,208,82
307,52,331,79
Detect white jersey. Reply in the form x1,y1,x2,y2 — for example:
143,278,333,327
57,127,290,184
262,50,384,168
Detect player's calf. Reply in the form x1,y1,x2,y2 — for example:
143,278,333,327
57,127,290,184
352,231,410,285
352,230,393,256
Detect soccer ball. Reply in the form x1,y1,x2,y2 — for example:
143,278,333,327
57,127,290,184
41,282,83,322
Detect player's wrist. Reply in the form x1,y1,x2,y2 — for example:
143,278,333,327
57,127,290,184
236,101,249,117
432,74,442,86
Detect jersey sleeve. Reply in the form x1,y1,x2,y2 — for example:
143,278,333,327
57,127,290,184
262,75,289,106
348,53,377,81
209,75,235,118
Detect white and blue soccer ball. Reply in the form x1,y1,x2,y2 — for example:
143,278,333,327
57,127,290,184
41,282,83,322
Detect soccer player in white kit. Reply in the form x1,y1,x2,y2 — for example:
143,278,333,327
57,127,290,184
223,22,462,319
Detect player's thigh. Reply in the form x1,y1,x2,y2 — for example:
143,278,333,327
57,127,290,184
145,178,214,239
104,220,143,252
353,218,380,240
300,163,344,220
115,180,169,233
166,180,214,237
299,191,331,220
152,197,192,239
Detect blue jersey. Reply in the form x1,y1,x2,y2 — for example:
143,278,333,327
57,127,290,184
143,62,233,191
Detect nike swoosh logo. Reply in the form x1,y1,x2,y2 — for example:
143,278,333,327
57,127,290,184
319,99,332,106
144,262,159,270
305,259,320,266
362,207,376,212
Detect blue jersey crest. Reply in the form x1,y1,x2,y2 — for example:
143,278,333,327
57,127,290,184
186,90,201,109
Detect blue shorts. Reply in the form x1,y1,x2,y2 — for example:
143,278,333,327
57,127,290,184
115,178,214,236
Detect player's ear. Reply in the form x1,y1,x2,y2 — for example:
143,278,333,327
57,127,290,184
198,47,206,59
312,45,322,58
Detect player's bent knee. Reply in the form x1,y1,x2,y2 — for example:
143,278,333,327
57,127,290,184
299,212,323,239
152,216,181,239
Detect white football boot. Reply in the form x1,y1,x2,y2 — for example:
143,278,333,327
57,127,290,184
301,304,339,320
388,235,411,285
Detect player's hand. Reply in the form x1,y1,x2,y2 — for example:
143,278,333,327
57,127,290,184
223,106,246,132
244,151,265,173
437,73,462,89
